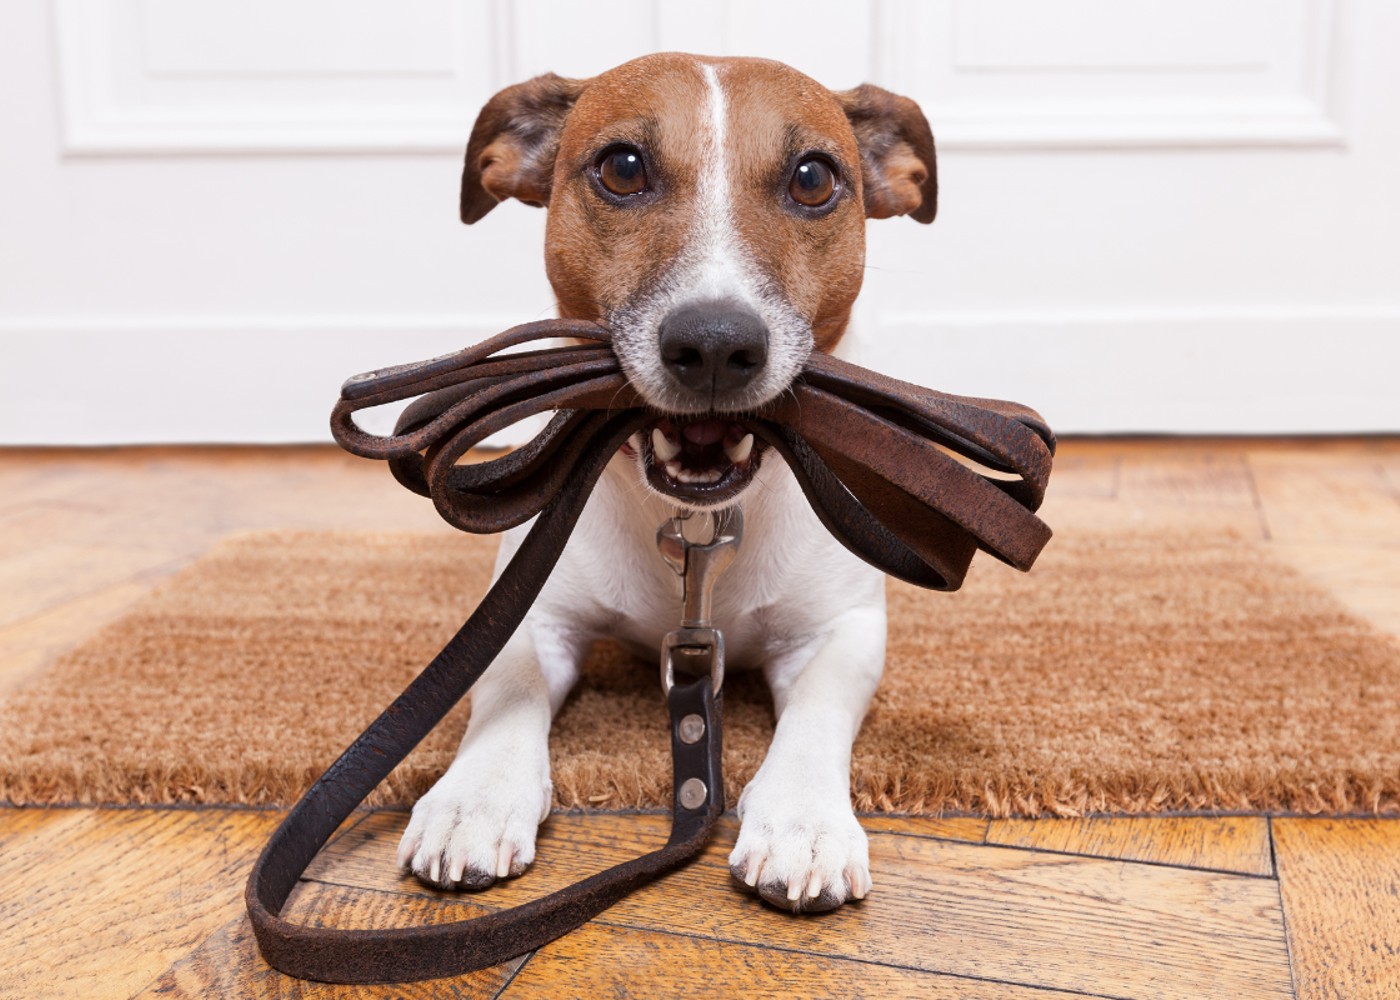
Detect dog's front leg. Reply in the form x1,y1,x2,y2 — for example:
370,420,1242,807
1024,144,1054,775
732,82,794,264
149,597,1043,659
729,605,887,913
397,619,584,890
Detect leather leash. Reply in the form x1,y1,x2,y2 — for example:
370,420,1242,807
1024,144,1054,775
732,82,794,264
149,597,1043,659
245,318,1054,984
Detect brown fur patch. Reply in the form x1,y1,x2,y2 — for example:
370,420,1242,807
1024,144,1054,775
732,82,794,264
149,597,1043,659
460,73,586,223
545,55,710,326
718,60,869,351
462,53,938,352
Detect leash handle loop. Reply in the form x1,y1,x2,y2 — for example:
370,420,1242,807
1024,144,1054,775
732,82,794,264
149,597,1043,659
247,318,1055,983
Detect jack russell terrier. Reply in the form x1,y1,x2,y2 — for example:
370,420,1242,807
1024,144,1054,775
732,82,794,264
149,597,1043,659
396,52,937,913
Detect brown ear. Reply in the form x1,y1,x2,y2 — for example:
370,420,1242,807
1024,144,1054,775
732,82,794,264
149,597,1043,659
460,73,587,224
837,84,937,224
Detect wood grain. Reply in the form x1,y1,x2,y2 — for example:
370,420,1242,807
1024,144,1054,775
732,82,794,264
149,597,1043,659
0,540,188,630
1118,451,1258,508
1038,452,1118,500
0,804,93,849
306,810,1292,999
136,882,522,999
859,814,988,843
1274,817,1400,1000
0,808,281,1000
1270,541,1400,635
302,810,694,900
502,921,1089,1000
1250,451,1400,546
987,815,1274,876
1039,493,1268,539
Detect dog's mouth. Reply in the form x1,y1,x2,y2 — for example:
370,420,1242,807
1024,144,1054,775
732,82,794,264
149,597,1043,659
621,416,765,506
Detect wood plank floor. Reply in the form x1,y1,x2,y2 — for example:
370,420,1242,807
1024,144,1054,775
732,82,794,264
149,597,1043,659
1,438,1398,999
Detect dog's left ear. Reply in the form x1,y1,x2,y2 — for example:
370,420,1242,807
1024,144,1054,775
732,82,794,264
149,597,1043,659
837,84,937,224
460,73,587,224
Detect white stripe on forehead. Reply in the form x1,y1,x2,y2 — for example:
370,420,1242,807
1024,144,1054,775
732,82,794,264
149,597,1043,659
685,62,759,308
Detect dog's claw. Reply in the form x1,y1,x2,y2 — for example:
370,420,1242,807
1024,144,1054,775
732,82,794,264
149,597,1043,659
729,858,854,914
846,864,870,900
408,852,508,892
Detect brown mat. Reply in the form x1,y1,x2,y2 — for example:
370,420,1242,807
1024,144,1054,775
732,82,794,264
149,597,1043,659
3,528,1398,816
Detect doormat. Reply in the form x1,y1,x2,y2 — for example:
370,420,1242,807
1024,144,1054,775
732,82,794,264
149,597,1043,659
2,529,1396,816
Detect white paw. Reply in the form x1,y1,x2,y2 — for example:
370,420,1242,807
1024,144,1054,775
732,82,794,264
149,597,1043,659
727,772,871,913
396,748,551,892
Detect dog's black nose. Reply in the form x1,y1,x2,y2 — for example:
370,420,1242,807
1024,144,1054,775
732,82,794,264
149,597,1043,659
659,301,769,396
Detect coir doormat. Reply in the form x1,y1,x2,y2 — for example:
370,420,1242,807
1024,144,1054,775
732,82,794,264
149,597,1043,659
2,529,1397,816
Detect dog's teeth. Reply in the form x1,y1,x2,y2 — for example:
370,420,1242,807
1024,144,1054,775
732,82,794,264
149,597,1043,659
626,432,642,454
665,462,724,485
652,428,681,462
726,433,754,465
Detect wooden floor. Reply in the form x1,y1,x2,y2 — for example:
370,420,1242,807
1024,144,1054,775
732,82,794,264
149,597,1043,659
2,438,1398,999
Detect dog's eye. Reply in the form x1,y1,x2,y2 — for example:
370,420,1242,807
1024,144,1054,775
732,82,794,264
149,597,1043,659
597,147,647,196
789,157,837,208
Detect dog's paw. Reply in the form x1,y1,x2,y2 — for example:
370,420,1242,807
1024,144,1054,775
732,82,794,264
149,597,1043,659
727,776,871,914
396,754,551,892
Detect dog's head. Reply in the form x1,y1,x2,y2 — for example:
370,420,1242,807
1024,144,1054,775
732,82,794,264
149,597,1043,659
460,53,936,507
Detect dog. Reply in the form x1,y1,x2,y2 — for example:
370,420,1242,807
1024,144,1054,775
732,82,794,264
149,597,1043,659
396,52,936,913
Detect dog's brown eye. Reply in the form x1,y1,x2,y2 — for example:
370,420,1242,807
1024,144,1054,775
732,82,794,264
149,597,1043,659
789,158,836,208
597,147,647,196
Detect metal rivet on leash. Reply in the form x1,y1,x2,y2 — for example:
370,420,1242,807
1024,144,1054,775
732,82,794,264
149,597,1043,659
678,777,708,810
677,713,706,744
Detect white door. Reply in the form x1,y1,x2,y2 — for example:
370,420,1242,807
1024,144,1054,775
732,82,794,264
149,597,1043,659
1,0,1396,442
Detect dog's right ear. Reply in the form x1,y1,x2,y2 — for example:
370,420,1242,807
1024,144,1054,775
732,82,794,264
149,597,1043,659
460,73,587,224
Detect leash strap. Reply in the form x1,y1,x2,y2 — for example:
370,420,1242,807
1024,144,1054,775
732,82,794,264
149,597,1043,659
246,319,1055,983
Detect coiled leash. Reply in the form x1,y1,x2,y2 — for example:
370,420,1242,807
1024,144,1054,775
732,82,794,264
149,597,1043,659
245,318,1055,984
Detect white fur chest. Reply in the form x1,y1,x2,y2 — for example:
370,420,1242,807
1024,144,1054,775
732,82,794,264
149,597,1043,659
502,451,886,669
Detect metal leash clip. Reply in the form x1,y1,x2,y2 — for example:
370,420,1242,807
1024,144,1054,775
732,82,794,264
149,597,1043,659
655,506,743,696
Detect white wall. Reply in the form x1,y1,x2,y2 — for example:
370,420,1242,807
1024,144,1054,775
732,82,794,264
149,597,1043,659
1,0,1396,444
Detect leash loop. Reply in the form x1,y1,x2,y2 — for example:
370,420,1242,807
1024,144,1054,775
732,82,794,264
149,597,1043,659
246,319,1055,984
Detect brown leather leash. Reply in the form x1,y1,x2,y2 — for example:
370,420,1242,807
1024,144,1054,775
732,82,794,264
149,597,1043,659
245,318,1054,984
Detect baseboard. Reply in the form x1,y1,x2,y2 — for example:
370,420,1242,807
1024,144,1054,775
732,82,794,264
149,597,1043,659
870,307,1400,435
0,317,519,445
2,308,1397,444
